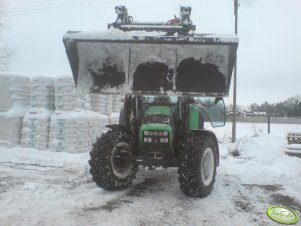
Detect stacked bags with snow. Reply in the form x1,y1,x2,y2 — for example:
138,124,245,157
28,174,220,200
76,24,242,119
0,73,30,147
21,108,53,150
112,94,123,113
0,73,30,111
0,115,23,147
49,110,109,153
55,76,79,111
49,110,91,153
30,76,55,109
90,93,123,114
20,77,54,150
77,93,91,110
90,93,113,114
55,76,92,111
86,111,109,144
50,76,106,153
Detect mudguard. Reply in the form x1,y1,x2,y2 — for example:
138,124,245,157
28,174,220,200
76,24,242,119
106,124,130,134
189,129,220,166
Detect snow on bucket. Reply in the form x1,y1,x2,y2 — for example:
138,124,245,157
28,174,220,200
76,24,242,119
64,30,238,97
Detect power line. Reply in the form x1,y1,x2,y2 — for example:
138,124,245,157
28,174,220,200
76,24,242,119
6,0,103,10
6,0,100,13
4,0,123,16
5,0,117,13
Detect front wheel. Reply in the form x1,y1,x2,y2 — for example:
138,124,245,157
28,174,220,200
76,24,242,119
89,128,137,190
178,134,218,197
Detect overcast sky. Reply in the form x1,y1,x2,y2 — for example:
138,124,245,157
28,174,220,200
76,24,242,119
2,0,301,106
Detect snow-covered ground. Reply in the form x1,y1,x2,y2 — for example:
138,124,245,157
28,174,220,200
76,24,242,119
0,122,301,226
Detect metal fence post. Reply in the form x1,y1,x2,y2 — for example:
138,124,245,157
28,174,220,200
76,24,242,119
232,0,239,143
268,114,271,134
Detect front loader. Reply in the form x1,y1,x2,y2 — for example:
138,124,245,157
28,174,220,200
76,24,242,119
63,6,238,197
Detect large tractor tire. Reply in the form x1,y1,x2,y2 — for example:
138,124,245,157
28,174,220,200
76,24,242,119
178,133,218,197
89,128,137,190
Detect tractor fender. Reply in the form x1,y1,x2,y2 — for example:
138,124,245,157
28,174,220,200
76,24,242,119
189,129,220,166
106,124,130,134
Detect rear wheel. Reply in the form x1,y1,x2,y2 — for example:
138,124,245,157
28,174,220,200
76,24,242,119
178,133,217,197
89,128,137,190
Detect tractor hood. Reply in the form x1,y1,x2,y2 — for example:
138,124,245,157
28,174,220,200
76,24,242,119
63,29,238,97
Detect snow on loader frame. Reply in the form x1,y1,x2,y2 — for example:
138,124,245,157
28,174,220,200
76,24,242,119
63,6,238,197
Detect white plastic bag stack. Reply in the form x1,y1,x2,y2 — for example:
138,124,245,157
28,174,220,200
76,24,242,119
0,73,30,147
86,111,109,144
49,110,90,153
0,75,13,112
112,94,123,113
55,76,79,111
30,76,55,110
20,77,55,150
50,76,107,153
77,93,91,110
0,73,30,111
21,108,53,150
0,115,23,147
90,93,113,114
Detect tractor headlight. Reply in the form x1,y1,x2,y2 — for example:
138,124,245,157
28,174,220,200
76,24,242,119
158,131,168,136
143,130,169,144
143,130,168,137
160,138,169,143
144,137,152,142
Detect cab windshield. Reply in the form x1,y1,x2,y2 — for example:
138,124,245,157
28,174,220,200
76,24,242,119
141,95,178,104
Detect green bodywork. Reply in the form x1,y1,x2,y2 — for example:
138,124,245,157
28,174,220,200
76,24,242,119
139,104,205,149
139,106,173,149
188,105,203,130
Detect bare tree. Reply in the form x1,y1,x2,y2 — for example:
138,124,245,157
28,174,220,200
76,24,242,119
0,0,14,71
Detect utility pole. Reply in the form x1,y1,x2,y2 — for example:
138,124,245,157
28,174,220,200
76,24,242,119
232,0,238,143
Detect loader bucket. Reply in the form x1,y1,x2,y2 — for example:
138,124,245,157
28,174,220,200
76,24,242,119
63,30,238,97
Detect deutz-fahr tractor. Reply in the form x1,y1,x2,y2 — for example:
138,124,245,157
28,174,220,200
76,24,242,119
63,6,238,197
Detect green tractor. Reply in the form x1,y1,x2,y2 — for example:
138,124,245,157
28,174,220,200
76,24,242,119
63,6,238,197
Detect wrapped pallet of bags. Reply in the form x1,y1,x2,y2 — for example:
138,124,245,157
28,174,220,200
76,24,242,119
0,73,30,147
0,73,30,111
112,94,123,113
20,76,55,150
21,108,53,150
90,93,113,114
0,114,24,147
30,76,55,110
49,110,90,153
0,75,13,112
86,111,109,145
77,92,91,111
55,76,79,111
